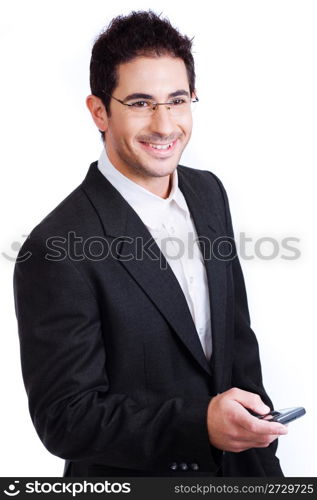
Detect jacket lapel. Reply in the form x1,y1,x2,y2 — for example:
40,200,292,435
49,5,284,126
119,211,212,376
82,162,227,384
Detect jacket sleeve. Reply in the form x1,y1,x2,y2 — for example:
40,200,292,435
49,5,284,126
13,231,219,473
211,173,283,476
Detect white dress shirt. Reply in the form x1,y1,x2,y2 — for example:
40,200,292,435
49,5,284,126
98,148,212,360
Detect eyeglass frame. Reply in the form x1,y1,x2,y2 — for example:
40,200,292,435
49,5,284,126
102,91,199,112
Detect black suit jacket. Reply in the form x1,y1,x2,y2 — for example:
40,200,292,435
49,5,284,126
13,162,283,477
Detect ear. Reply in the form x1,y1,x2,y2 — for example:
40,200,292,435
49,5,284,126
86,95,108,133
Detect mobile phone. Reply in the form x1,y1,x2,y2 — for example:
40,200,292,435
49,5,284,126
257,407,306,424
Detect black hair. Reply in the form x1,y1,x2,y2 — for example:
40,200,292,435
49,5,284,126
89,10,195,140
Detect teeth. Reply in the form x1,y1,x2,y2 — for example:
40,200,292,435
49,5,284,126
149,142,173,150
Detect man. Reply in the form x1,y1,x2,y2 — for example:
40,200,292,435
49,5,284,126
13,11,287,477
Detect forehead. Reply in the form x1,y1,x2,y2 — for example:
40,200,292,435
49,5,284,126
115,56,190,96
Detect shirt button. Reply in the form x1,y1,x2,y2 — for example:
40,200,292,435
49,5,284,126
179,462,188,471
189,276,194,284
170,226,175,234
169,462,178,471
190,463,199,471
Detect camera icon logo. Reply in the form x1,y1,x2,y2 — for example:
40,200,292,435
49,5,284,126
3,481,20,496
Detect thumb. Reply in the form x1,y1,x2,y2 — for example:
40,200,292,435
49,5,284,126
231,388,270,416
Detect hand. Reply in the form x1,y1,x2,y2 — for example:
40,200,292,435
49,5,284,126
207,388,288,452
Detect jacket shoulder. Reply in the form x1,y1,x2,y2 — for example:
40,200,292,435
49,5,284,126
17,171,103,263
26,184,99,242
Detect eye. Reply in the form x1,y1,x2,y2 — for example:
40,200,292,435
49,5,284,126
130,100,150,108
171,98,187,106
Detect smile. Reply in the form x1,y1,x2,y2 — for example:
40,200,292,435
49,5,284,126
139,139,178,156
149,142,173,150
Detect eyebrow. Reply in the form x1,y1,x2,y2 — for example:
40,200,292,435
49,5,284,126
123,89,190,102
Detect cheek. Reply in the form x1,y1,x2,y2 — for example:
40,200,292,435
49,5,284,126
184,114,193,131
177,114,193,135
108,118,135,147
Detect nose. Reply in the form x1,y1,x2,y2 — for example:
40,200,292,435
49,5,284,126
148,104,176,137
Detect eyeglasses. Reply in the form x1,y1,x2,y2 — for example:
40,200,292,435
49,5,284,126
104,92,199,116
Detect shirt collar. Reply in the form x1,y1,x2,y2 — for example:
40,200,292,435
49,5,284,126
97,147,189,229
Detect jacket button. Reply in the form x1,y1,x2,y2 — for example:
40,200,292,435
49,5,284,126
179,462,188,471
169,462,178,471
190,463,199,471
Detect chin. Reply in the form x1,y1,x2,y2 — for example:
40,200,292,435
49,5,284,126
146,161,178,177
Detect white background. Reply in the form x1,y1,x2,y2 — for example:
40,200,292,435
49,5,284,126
1,0,316,476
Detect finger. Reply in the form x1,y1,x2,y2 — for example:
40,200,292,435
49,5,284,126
253,434,280,448
226,424,282,445
227,434,280,452
235,406,288,436
226,436,278,453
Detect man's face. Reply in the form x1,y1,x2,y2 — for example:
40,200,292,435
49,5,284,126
103,55,194,182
